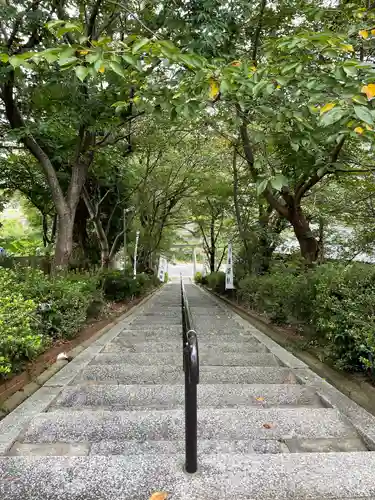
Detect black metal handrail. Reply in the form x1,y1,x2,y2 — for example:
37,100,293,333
181,275,199,473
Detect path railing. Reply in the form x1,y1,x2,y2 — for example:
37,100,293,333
180,275,199,473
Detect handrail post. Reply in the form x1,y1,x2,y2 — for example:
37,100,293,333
185,362,197,473
180,274,199,474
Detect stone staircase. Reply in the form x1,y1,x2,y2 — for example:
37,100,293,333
1,281,375,499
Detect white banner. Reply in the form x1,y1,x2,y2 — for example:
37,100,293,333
225,243,235,290
133,231,140,278
158,256,168,282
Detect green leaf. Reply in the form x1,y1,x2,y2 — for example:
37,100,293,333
353,105,374,125
74,66,89,82
56,22,82,38
256,179,269,195
352,95,368,106
109,61,125,77
46,20,65,30
9,56,23,68
319,107,347,127
343,65,357,77
122,53,138,67
132,37,149,54
220,79,230,93
252,81,267,98
270,174,288,191
0,53,8,63
86,52,101,64
59,48,77,66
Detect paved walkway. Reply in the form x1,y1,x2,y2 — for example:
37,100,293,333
1,282,375,499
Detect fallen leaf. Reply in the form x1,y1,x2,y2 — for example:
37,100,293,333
361,83,375,100
263,423,273,429
149,493,168,500
354,126,364,134
255,397,265,402
209,78,220,100
359,29,369,39
320,102,335,115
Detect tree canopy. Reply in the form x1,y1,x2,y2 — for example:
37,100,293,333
1,0,375,271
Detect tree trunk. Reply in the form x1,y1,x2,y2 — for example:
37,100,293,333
289,206,319,264
54,214,74,269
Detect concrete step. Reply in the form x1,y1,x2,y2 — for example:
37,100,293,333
89,352,280,367
9,438,289,456
103,339,268,353
71,365,296,385
19,408,361,444
52,384,324,411
2,452,375,499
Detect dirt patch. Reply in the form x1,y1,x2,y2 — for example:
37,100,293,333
0,296,144,404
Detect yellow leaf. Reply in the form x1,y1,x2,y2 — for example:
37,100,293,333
99,65,105,73
361,83,375,100
320,102,335,115
256,397,265,402
79,50,89,55
340,44,354,52
354,126,364,134
209,78,220,100
149,493,168,500
372,29,375,35
359,29,369,39
231,60,241,67
251,66,257,71
276,84,281,89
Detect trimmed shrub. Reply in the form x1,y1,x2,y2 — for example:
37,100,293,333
207,271,226,294
101,270,158,302
237,262,375,373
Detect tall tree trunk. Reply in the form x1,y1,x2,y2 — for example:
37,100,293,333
209,216,215,272
54,214,75,269
289,206,318,264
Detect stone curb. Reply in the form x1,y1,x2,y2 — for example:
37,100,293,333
0,286,161,417
197,284,375,451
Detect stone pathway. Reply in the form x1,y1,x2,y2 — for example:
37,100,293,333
1,282,375,499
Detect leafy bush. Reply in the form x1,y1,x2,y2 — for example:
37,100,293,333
0,264,159,379
237,262,375,373
207,271,226,294
0,293,46,376
0,267,102,378
101,270,158,302
194,272,202,283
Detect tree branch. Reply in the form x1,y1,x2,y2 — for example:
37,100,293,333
87,0,103,40
252,0,266,65
295,136,346,202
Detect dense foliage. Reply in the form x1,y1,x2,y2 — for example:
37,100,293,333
0,267,158,378
235,261,375,373
1,0,375,380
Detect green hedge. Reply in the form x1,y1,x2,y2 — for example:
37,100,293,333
0,268,159,379
194,272,208,285
207,271,226,294
237,262,375,373
100,271,159,302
